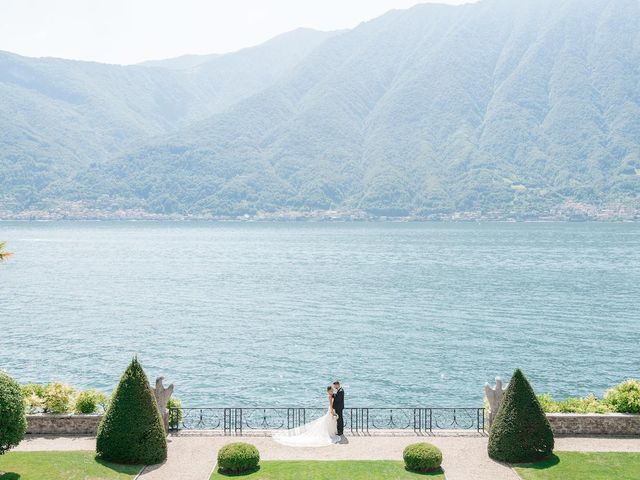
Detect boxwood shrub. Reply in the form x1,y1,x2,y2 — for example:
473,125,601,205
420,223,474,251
96,357,167,465
217,442,260,474
403,442,442,472
488,369,554,463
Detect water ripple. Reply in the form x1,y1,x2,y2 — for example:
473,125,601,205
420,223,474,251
1,221,639,407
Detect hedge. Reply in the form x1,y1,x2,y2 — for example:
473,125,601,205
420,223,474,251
403,442,442,472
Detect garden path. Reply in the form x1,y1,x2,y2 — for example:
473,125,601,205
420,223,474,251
16,434,640,480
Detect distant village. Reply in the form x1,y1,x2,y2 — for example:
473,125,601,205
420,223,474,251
1,200,638,222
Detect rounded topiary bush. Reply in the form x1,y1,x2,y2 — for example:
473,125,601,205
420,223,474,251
0,371,27,455
488,369,554,463
96,357,167,465
217,442,260,474
403,442,442,472
605,379,640,414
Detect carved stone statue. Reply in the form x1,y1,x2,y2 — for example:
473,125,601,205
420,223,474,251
152,377,174,431
484,377,507,428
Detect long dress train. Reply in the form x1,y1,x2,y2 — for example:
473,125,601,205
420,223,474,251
272,409,340,447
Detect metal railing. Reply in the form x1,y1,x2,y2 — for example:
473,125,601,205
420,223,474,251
168,407,485,434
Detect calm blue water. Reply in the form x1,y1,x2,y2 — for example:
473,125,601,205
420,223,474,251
1,221,639,407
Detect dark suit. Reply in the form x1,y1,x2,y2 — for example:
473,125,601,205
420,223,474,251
333,388,344,435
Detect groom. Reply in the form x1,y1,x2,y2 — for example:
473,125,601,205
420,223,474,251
332,381,344,436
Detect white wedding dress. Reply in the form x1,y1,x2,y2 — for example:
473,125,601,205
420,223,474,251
273,409,340,447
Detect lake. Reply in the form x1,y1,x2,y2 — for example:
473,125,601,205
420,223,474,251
1,221,639,407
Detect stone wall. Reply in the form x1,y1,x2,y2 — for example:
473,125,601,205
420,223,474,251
547,413,640,436
26,414,103,435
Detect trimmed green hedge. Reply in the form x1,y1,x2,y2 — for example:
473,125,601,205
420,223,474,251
217,442,260,474
403,442,442,472
0,371,27,455
488,369,554,463
96,358,167,465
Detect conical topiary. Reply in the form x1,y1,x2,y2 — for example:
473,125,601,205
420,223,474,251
96,357,167,464
488,369,554,463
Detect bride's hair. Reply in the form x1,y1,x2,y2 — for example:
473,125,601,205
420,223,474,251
326,386,333,392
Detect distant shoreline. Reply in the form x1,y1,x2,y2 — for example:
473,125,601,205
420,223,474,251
1,215,638,223
1,203,638,222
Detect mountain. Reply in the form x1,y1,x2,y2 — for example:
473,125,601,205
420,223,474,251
0,28,337,212
139,54,221,70
1,0,639,219
136,28,339,113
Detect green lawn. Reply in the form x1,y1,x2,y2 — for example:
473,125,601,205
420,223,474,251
0,451,142,480
211,460,444,479
514,452,640,480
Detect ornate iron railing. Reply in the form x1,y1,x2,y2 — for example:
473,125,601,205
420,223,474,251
168,407,485,434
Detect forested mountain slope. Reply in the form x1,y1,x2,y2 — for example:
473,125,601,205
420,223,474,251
2,0,639,218
0,29,336,211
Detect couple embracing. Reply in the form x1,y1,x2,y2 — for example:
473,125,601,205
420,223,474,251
273,381,344,447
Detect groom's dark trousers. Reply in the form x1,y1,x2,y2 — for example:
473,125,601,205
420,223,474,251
333,388,345,435
336,409,344,436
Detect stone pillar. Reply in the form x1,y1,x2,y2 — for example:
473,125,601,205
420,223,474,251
152,377,174,432
484,377,506,429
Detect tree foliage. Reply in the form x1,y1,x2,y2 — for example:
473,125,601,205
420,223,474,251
96,358,167,465
0,371,27,455
0,242,12,261
1,1,639,217
605,379,640,414
488,369,554,463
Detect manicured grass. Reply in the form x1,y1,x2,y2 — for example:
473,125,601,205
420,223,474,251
0,451,142,480
514,452,640,480
211,460,444,479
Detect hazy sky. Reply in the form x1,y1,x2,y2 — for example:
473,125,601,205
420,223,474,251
0,0,474,64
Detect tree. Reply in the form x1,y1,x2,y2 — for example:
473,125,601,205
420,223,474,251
96,358,167,465
0,371,27,455
488,369,554,463
0,242,12,262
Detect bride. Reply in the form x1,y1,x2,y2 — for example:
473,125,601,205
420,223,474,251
273,386,340,447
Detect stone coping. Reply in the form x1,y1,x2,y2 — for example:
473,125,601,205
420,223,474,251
546,412,640,436
27,413,103,417
547,413,639,417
